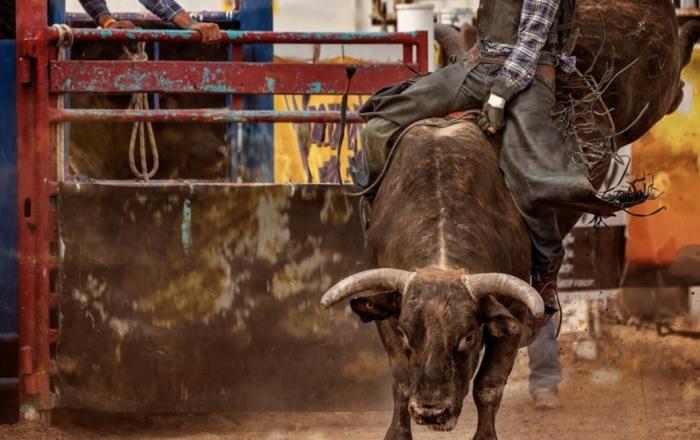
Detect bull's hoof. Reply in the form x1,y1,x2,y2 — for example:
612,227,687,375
384,427,412,440
472,431,497,440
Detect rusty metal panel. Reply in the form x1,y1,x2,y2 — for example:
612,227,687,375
56,183,390,412
50,61,417,95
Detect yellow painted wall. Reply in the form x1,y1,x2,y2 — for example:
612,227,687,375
272,56,372,183
274,94,369,183
627,48,700,266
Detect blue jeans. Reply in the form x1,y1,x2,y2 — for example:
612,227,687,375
528,318,562,395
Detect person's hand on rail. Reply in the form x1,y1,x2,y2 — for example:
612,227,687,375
99,15,135,29
172,11,223,44
80,1,222,43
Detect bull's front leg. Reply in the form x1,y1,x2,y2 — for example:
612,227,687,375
385,379,412,440
472,335,520,440
376,319,412,440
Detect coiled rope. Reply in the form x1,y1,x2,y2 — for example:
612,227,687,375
123,42,159,180
52,25,159,180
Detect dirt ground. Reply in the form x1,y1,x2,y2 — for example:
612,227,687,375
2,325,699,440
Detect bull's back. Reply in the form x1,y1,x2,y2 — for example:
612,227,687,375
366,119,530,278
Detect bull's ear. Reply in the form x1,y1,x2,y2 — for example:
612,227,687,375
480,295,522,338
350,292,401,323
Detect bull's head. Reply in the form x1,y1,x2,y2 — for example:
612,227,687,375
320,268,543,431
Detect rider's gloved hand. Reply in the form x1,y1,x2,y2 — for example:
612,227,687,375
477,93,506,134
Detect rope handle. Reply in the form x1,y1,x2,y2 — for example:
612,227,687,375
123,41,159,181
51,25,159,181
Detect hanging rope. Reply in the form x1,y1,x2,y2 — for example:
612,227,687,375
52,24,74,181
123,42,159,181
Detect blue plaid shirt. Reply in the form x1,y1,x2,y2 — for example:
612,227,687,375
479,0,576,96
79,0,184,23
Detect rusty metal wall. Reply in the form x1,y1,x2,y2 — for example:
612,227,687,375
56,183,391,412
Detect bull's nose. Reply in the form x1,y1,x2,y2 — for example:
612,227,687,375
409,401,449,424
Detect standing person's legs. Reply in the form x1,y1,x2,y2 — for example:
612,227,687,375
528,318,563,409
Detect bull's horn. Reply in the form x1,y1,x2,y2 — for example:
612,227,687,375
462,274,544,317
320,269,414,309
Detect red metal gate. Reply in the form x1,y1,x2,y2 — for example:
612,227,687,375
15,0,427,418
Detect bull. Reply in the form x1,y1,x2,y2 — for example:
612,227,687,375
320,1,700,439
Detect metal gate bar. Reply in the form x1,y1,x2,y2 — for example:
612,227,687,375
42,28,427,46
49,109,366,123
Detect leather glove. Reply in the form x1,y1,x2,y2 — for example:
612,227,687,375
477,93,506,134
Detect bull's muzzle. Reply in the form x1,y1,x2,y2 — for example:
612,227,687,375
409,399,457,430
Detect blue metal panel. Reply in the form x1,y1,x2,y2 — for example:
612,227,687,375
240,0,274,182
48,0,66,25
0,41,17,333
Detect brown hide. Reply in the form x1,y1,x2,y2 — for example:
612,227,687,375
573,0,693,147
360,122,539,437
366,120,530,278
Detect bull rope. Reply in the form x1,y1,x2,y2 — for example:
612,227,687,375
123,42,160,181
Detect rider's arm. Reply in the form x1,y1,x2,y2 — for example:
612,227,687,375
137,0,185,23
489,0,561,102
138,0,221,42
78,0,184,27
77,0,112,26
78,0,221,42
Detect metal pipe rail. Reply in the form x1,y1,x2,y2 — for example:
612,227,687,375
43,28,427,46
49,109,365,124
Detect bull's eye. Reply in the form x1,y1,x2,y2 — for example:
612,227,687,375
457,334,477,353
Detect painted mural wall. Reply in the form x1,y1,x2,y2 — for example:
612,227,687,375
627,48,700,269
274,92,368,183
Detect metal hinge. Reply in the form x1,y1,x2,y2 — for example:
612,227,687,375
18,57,34,85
